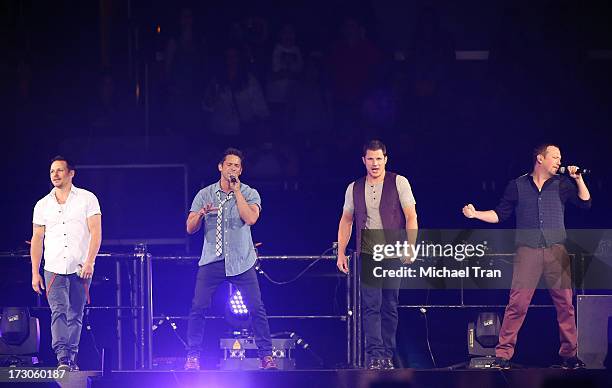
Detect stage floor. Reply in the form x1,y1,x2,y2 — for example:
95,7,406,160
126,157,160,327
76,368,612,388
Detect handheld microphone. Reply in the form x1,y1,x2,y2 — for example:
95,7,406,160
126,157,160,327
230,176,237,183
558,166,591,176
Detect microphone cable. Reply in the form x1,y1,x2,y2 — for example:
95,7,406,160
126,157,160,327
257,247,338,285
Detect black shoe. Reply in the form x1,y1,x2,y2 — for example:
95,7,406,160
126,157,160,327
57,357,71,372
490,357,511,370
380,358,395,370
367,358,383,370
561,356,586,369
70,354,79,371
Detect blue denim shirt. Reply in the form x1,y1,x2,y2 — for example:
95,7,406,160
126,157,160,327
190,181,261,276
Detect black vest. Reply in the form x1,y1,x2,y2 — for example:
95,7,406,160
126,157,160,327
515,174,566,247
353,172,406,254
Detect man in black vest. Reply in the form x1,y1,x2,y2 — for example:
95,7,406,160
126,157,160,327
337,140,418,369
463,144,591,369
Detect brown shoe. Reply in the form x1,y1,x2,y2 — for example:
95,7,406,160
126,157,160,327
260,355,278,370
561,356,586,369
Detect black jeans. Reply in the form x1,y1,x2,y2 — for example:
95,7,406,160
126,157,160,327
360,254,402,360
187,261,272,357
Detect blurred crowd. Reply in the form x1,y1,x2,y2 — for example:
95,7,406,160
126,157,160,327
8,3,609,185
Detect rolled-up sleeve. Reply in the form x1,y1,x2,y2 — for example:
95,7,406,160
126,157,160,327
245,187,262,212
560,176,592,209
190,190,206,213
33,200,45,226
86,193,102,217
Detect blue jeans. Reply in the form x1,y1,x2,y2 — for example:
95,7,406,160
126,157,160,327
44,271,91,362
187,261,272,357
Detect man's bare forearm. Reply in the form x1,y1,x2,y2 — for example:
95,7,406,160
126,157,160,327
406,217,418,246
475,210,499,223
186,212,204,234
85,232,102,265
30,236,43,275
576,177,591,201
234,191,259,225
337,218,353,257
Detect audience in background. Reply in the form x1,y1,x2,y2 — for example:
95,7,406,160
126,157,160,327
12,4,602,187
203,47,269,146
327,17,383,143
165,7,209,137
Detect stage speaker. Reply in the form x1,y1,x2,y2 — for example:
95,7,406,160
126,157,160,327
577,295,612,369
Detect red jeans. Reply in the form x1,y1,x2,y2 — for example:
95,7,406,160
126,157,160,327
495,244,577,360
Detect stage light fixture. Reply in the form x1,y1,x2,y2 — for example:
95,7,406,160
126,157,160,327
0,307,40,366
467,312,501,368
224,289,251,331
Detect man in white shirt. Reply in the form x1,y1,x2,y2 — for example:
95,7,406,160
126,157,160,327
30,156,102,371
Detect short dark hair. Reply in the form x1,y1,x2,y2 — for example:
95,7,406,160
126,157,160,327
362,140,387,157
219,147,245,166
51,155,75,171
532,143,559,164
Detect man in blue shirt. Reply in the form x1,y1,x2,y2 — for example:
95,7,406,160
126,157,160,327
184,148,277,370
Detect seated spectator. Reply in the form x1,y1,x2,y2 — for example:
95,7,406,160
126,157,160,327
327,17,383,141
267,24,303,106
165,7,208,136
203,47,269,145
287,52,330,139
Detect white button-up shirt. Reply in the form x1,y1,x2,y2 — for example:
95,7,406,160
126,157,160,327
32,185,101,274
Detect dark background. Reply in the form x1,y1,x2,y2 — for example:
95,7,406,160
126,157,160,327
1,0,611,370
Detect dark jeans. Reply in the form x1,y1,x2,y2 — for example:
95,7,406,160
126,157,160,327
360,255,402,360
187,261,272,357
44,270,91,362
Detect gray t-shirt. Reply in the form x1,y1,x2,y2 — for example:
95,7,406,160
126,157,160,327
343,174,416,229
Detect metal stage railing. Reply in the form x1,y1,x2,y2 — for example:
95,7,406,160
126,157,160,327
148,253,359,369
0,250,359,369
348,252,584,369
0,251,152,370
2,250,587,370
